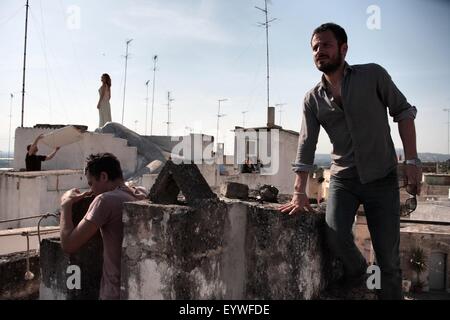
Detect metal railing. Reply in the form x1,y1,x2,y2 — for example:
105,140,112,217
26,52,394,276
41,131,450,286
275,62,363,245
0,212,60,281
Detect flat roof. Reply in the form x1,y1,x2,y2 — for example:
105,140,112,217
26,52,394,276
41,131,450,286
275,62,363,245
0,169,83,178
400,223,450,235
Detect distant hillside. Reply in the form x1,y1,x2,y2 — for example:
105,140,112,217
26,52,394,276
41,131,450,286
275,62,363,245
314,150,450,167
395,149,450,163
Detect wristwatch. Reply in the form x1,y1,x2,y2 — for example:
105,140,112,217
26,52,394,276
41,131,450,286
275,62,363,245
404,158,422,166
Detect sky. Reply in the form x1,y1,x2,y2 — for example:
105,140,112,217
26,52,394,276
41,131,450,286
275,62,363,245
0,0,449,157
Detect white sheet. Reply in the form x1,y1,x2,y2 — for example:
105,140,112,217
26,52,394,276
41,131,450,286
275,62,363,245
41,126,84,148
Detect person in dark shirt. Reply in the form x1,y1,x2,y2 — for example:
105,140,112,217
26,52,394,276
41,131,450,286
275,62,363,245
25,133,60,171
240,159,255,174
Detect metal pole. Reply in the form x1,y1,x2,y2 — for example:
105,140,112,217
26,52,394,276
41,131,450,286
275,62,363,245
151,55,158,136
242,110,248,127
145,80,150,135
264,0,270,112
216,99,228,151
21,0,30,128
255,1,276,117
166,92,174,136
122,39,133,125
444,108,450,157
8,94,14,164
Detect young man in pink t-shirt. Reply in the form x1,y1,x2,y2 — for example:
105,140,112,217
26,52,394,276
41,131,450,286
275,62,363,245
59,153,146,300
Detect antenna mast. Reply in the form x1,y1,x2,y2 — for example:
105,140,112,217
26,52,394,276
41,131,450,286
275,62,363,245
121,39,133,125
255,0,277,114
151,55,158,135
166,91,174,136
21,0,30,127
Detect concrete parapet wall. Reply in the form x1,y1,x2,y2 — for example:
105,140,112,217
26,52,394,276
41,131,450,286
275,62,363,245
120,199,333,300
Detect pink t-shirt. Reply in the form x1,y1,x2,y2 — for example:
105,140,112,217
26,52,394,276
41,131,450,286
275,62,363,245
85,187,143,300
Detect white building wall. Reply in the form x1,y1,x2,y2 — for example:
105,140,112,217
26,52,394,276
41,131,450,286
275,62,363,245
0,171,87,230
13,127,137,177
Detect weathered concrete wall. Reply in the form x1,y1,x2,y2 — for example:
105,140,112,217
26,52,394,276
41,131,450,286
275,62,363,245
39,196,103,300
0,251,40,300
39,236,103,300
121,199,334,300
0,170,87,230
423,174,450,186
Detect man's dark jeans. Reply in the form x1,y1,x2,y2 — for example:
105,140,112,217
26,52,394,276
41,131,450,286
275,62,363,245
325,169,403,300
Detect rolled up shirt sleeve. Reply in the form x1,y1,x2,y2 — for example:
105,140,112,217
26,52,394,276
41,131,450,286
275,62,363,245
376,64,417,123
292,97,320,173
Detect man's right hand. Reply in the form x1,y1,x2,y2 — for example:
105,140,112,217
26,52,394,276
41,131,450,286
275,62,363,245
60,189,92,209
278,193,314,215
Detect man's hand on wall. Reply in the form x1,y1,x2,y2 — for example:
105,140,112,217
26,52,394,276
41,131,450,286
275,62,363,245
278,194,314,215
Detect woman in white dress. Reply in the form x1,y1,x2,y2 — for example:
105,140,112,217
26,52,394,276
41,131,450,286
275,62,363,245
97,73,112,127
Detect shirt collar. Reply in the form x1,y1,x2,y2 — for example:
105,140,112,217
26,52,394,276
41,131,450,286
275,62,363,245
318,62,353,92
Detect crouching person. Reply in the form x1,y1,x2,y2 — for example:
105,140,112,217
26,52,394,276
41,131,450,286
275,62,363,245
59,153,147,300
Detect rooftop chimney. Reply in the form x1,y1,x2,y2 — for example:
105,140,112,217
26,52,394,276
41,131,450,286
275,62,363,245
267,107,275,128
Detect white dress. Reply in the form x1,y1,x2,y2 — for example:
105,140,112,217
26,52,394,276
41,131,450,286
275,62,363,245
98,86,112,127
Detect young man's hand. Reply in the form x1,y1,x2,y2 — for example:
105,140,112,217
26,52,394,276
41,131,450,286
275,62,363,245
61,189,92,209
405,164,422,196
278,193,314,215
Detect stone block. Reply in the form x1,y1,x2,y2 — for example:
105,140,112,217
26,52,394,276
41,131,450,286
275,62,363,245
220,182,249,200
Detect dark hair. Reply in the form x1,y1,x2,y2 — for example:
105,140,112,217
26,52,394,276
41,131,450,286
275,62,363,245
27,144,31,151
311,23,348,47
85,153,123,181
102,73,112,87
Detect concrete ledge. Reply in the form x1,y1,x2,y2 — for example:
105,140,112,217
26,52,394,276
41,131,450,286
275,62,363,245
0,251,40,300
121,199,336,300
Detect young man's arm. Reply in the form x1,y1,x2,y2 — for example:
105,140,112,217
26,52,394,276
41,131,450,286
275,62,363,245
28,134,44,156
376,65,422,195
45,147,60,161
60,189,99,254
398,119,422,195
279,97,319,215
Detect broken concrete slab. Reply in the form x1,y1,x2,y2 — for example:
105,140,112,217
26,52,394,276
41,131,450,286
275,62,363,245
220,182,249,200
149,160,217,205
